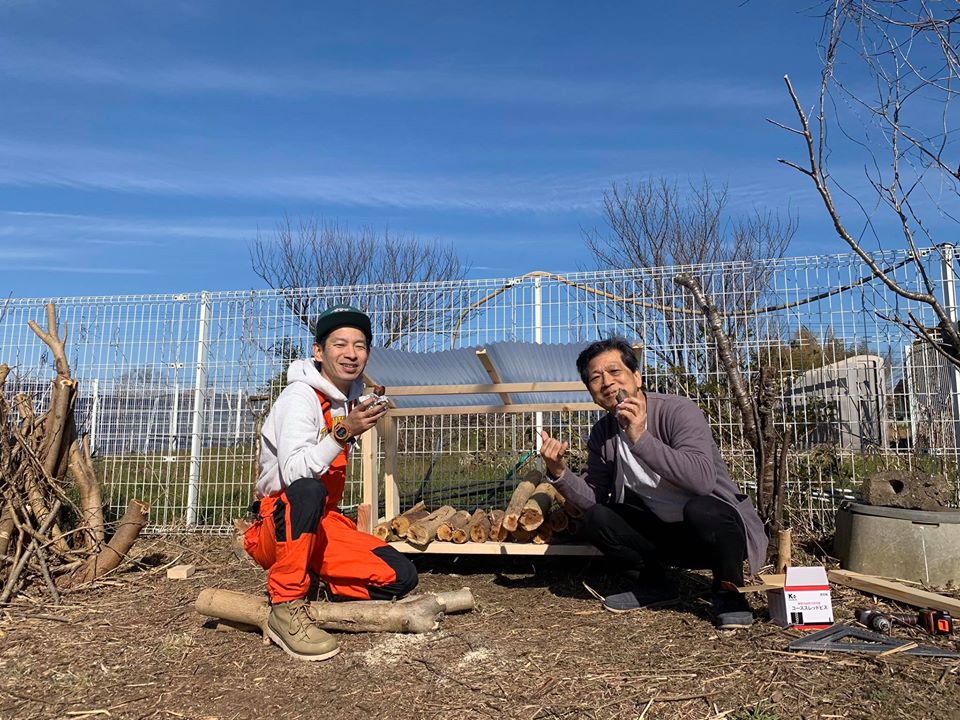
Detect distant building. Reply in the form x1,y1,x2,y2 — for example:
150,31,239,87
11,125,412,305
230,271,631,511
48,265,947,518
786,354,887,451
906,334,957,452
2,376,257,455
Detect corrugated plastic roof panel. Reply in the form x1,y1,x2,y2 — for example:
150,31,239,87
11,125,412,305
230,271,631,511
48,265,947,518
364,341,596,409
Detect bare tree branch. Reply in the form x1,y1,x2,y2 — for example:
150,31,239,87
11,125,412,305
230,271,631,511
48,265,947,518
250,216,470,347
772,1,960,365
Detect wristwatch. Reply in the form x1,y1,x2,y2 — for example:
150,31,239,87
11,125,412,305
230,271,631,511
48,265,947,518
332,423,355,446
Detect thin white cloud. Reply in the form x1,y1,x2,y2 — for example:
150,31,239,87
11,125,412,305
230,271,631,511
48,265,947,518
8,264,152,274
0,209,256,245
0,39,779,110
0,138,608,213
0,247,53,260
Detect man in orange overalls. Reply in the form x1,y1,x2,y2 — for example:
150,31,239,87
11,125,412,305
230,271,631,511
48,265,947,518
244,305,417,661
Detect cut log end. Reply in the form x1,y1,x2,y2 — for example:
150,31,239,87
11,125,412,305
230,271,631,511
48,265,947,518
406,506,457,546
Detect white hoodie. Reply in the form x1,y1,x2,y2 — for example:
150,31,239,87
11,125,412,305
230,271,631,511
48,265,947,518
255,359,364,498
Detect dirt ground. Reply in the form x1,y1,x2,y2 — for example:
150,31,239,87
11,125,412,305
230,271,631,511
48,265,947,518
1,535,959,720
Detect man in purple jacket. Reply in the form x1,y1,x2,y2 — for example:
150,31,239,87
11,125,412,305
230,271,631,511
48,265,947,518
540,337,767,628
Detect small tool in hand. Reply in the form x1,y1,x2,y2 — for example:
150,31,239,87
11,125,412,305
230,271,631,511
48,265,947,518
616,389,627,404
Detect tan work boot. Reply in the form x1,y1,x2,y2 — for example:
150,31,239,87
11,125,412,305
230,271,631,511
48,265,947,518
266,599,340,661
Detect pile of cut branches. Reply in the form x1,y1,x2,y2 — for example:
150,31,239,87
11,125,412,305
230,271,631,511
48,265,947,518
0,303,148,604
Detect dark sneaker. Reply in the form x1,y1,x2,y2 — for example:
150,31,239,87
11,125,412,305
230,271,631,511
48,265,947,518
601,581,680,613
266,599,340,661
713,591,753,629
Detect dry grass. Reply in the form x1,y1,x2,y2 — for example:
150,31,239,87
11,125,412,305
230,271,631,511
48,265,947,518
0,535,958,720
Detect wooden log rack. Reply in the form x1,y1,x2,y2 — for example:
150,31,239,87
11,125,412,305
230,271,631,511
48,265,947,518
357,347,603,557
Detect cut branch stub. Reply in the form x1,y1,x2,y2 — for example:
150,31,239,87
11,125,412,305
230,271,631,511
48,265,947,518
26,303,70,378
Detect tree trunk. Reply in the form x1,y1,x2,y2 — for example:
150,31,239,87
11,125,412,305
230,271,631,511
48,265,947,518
0,504,13,557
66,499,150,586
755,366,778,522
68,437,105,547
194,587,475,635
776,529,792,575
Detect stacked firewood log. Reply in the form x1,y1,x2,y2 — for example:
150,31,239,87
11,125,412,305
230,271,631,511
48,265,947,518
372,470,583,547
0,304,148,604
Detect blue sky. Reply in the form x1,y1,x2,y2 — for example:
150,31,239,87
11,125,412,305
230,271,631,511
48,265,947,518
0,1,930,299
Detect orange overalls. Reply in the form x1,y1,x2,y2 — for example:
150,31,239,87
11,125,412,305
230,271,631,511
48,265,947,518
244,389,416,602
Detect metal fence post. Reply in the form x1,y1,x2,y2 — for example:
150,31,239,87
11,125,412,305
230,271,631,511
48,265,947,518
534,275,544,450
168,384,180,453
186,292,211,527
940,245,960,451
88,378,100,454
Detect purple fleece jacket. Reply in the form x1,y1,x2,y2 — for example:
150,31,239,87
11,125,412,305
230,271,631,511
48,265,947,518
548,391,768,575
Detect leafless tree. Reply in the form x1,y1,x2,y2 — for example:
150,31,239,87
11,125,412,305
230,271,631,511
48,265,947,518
250,216,470,347
582,177,796,399
773,0,960,367
584,177,794,271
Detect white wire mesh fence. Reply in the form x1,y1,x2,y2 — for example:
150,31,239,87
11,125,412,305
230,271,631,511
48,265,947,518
2,247,958,532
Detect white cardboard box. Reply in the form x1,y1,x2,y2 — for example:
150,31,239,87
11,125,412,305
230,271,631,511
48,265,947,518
766,566,834,629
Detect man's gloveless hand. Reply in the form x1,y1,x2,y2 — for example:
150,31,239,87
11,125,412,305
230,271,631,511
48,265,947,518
538,430,569,478
341,397,388,437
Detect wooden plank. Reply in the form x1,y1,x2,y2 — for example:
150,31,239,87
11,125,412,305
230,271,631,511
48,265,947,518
360,424,378,532
386,381,585,396
476,348,511,405
828,569,960,615
381,414,399,522
167,564,196,580
388,540,602,557
386,402,599,417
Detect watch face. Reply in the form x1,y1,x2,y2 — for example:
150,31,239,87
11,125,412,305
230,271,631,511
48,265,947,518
334,424,350,441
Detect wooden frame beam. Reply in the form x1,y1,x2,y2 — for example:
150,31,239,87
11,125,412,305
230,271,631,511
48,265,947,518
388,540,601,557
386,381,585,396
381,415,400,522
476,348,511,405
385,402,598,417
360,423,379,533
